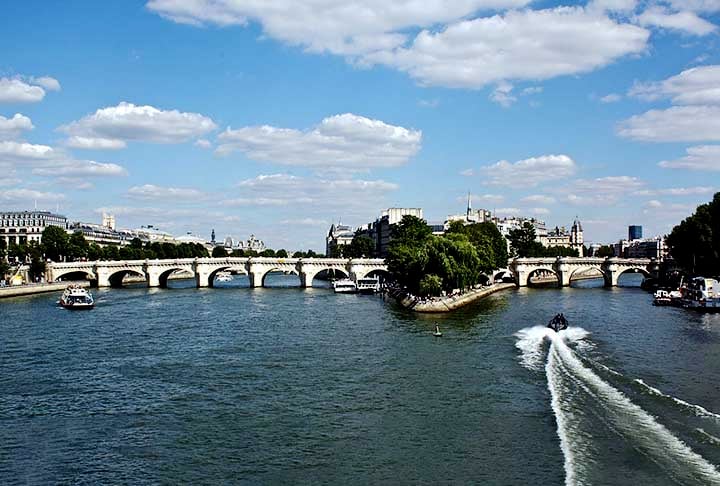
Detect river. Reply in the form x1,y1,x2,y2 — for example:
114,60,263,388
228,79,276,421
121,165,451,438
1,274,720,485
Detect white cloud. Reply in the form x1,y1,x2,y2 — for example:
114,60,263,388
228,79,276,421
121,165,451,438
479,154,576,186
617,105,720,142
32,161,128,177
30,76,61,91
494,207,522,216
0,77,47,103
0,188,65,203
418,99,440,108
637,186,716,196
127,184,206,200
521,194,556,204
636,6,717,35
0,113,33,139
521,86,543,96
629,65,720,105
668,1,720,13
65,136,127,150
458,193,505,205
194,138,212,148
223,173,398,211
216,113,421,169
490,82,516,107
460,168,475,176
658,145,720,170
279,218,330,226
366,7,649,89
600,93,622,103
588,0,638,12
644,199,663,208
572,175,645,193
0,140,56,161
528,207,550,215
60,102,217,146
147,0,531,56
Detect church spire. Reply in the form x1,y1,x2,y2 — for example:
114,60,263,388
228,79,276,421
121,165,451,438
466,191,472,218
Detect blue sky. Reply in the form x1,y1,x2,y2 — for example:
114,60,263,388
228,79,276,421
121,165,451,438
1,0,719,251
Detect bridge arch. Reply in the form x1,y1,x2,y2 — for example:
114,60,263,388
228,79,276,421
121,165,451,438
615,267,651,286
303,266,350,287
54,269,97,283
568,266,608,286
207,266,249,288
157,267,195,288
492,269,514,282
354,266,389,280
260,267,300,287
526,268,560,287
108,269,147,288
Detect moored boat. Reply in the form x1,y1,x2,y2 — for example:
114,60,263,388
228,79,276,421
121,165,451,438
59,285,94,310
682,277,720,312
333,278,357,294
355,276,380,294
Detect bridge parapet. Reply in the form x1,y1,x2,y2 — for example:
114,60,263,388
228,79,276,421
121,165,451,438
510,257,656,287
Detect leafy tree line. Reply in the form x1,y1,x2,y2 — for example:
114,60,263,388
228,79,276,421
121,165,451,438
666,192,720,276
386,215,508,297
211,246,291,258
328,232,376,258
507,222,579,258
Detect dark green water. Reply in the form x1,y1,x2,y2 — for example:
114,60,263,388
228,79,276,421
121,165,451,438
2,274,720,485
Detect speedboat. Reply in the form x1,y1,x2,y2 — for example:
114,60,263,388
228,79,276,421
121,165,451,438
433,324,443,337
547,314,568,332
59,285,94,310
215,271,233,283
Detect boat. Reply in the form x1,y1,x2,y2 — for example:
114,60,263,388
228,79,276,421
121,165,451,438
682,277,720,312
652,289,674,306
333,278,358,294
355,276,380,294
215,271,233,283
547,313,568,332
433,324,443,337
59,285,94,310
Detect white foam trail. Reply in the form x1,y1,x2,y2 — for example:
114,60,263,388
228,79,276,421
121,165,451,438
634,379,720,421
515,326,552,371
549,334,720,485
697,428,720,446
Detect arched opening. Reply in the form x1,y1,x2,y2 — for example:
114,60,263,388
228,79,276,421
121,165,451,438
363,269,390,286
55,270,96,286
493,270,514,284
108,269,146,288
527,268,559,288
569,267,606,288
311,268,349,288
160,268,196,289
208,267,250,288
617,268,649,287
262,268,300,288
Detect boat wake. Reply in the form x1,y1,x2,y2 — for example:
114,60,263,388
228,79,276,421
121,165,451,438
515,325,720,486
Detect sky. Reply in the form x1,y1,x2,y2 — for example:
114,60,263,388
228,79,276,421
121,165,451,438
1,0,719,251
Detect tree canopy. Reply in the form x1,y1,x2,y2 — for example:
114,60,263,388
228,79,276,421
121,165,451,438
507,222,578,258
667,192,720,276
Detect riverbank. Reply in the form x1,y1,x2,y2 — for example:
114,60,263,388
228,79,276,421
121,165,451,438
0,281,90,299
388,282,516,313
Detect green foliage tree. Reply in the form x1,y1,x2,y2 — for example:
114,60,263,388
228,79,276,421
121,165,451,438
27,242,45,282
418,274,443,297
347,234,375,258
508,222,542,257
276,249,288,258
42,225,69,261
67,231,89,260
87,243,103,261
595,245,614,258
391,215,432,244
231,249,245,257
667,192,720,276
292,251,305,258
212,246,228,257
260,249,276,257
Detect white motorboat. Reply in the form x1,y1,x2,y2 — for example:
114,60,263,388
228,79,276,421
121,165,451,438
59,285,94,310
333,278,357,294
356,276,380,294
215,271,233,283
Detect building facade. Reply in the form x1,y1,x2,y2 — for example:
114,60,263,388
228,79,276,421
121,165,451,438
326,223,355,256
628,225,643,241
615,237,666,260
0,211,67,246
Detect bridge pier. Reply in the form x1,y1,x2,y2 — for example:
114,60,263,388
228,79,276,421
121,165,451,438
146,267,161,288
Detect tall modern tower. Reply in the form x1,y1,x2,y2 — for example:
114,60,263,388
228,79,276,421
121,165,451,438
628,225,642,241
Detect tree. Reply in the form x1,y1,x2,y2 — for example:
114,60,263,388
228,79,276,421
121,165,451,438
595,245,614,258
42,225,69,261
508,222,541,258
276,249,288,258
667,192,720,276
231,249,245,257
419,274,443,297
212,246,228,258
391,215,432,245
347,234,375,258
292,251,305,258
87,243,103,261
27,243,45,282
260,249,276,257
67,231,89,261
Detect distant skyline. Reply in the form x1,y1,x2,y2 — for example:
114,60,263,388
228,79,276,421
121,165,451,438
1,0,719,250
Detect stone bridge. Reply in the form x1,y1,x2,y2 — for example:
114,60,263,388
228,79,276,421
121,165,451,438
47,257,388,288
509,257,659,287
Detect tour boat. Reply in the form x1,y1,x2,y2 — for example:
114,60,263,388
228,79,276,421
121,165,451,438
333,278,357,294
652,289,680,306
682,277,720,312
59,285,94,310
355,276,381,294
215,272,233,283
